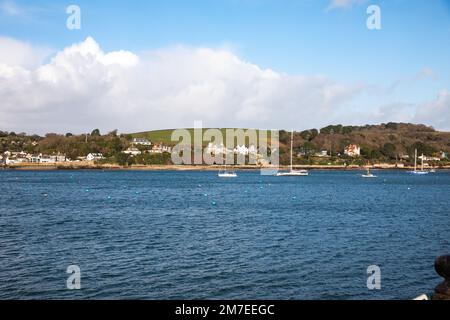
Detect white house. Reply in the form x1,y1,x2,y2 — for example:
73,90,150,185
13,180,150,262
150,144,172,154
344,144,361,157
5,158,17,165
132,138,151,146
50,155,67,163
400,154,410,160
28,154,67,163
29,156,41,163
248,144,258,155
206,143,230,155
234,145,249,155
86,153,104,161
419,155,441,162
230,144,258,156
123,147,142,156
315,150,329,157
40,157,54,163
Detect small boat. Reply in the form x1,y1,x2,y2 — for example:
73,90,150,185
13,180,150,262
277,170,309,177
409,149,429,175
218,164,237,178
412,170,429,175
218,171,237,178
362,167,377,178
276,130,309,177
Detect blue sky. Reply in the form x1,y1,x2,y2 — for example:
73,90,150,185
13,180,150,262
2,0,449,78
0,0,449,133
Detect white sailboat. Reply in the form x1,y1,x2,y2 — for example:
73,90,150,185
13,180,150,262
362,166,377,178
276,131,309,176
218,162,237,178
410,149,429,175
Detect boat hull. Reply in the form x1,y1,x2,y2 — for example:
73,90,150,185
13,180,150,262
276,171,309,176
218,173,237,178
409,171,429,175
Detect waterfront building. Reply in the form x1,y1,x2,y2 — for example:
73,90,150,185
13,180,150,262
86,153,104,161
344,144,361,157
123,147,142,156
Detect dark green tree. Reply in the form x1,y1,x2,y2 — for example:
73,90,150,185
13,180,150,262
381,143,397,159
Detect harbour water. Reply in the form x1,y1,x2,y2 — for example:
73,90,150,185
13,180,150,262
0,170,449,299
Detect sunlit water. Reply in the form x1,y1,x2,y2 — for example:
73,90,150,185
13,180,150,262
0,169,449,300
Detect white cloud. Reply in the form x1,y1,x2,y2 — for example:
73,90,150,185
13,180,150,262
0,36,52,68
415,67,438,81
347,91,450,131
327,0,366,11
0,36,448,134
0,0,21,16
414,90,450,130
0,37,366,134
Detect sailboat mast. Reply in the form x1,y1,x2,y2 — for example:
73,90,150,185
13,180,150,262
414,149,417,172
290,130,293,171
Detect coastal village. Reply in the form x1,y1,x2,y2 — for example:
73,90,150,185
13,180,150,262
0,137,172,165
1,123,450,168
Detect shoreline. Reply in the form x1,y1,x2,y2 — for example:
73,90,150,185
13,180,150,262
2,163,450,171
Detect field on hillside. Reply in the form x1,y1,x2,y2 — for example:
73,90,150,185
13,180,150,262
131,128,273,146
130,124,450,164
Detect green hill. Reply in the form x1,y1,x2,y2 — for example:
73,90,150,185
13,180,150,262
1,123,449,166
130,123,450,165
131,128,273,146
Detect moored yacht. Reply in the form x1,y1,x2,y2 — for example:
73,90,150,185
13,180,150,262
409,149,429,175
218,163,237,178
276,131,309,177
362,167,377,178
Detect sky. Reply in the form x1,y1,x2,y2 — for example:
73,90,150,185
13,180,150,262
0,0,449,134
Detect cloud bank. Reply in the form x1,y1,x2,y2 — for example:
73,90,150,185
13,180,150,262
0,36,448,134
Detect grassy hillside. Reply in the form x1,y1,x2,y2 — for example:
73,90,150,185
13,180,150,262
130,123,450,164
2,123,449,166
131,128,273,146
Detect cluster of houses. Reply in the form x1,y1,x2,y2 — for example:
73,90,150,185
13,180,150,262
419,152,448,161
342,144,448,160
0,151,106,165
122,138,172,156
339,144,449,161
299,145,359,158
2,138,449,165
0,137,173,165
303,144,449,161
0,151,67,165
205,142,258,156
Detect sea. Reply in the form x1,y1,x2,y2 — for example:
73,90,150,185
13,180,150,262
0,169,449,300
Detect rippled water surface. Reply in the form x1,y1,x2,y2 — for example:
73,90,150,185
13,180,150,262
0,169,449,299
